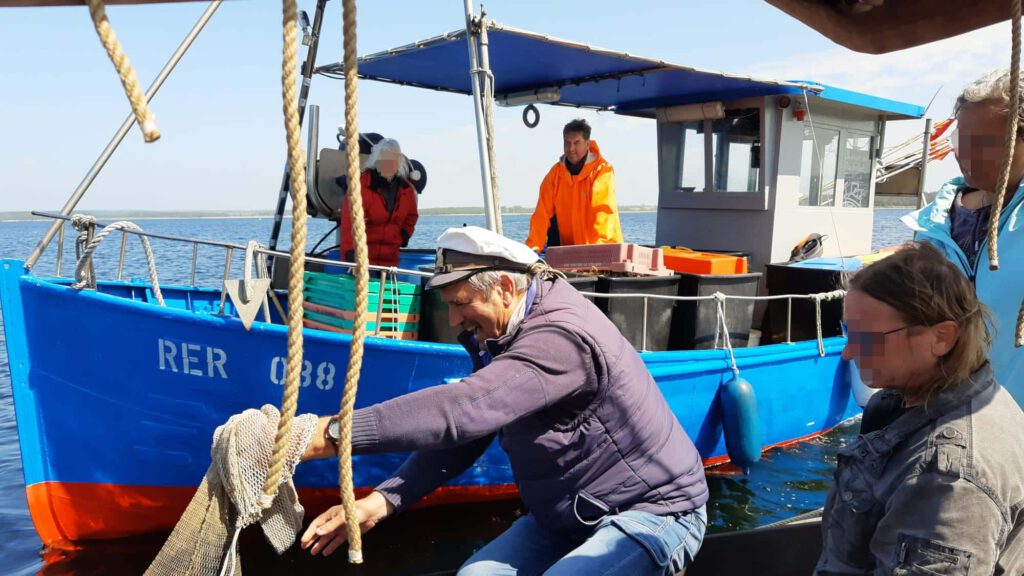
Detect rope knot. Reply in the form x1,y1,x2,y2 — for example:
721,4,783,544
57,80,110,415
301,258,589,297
71,214,97,232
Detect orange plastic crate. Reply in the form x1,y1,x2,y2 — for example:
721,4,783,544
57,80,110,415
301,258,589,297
662,248,748,275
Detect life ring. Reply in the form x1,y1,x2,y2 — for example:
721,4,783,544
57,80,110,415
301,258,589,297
523,104,540,128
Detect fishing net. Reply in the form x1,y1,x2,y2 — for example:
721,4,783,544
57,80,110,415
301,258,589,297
145,405,318,576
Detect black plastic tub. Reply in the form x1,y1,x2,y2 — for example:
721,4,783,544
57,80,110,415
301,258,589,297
761,261,854,344
595,275,680,351
670,272,762,350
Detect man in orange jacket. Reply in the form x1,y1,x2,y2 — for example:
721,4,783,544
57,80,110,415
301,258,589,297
525,119,623,252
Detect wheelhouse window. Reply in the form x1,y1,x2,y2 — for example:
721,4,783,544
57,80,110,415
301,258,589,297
678,123,705,192
712,108,761,193
676,107,762,193
798,125,839,206
841,134,873,208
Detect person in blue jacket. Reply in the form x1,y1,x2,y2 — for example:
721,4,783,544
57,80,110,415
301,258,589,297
902,68,1024,398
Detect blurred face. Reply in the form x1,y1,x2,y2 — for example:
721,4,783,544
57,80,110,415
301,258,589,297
376,151,401,180
441,276,517,341
563,131,589,164
955,100,1024,194
841,289,956,406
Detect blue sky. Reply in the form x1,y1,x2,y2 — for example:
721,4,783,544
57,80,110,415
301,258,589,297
0,1,1010,212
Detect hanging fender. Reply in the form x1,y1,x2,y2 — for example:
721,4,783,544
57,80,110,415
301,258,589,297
720,375,762,473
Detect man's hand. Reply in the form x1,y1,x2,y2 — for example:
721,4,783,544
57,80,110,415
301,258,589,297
300,491,395,556
300,416,337,462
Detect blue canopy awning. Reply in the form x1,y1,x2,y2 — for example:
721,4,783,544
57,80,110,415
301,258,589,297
318,22,923,120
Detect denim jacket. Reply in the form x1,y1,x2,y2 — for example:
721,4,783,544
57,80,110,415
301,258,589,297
902,178,1024,398
815,364,1024,575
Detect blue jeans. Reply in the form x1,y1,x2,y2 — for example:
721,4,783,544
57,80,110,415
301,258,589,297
457,505,707,576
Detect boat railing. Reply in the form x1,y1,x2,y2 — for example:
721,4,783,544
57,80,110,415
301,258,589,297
29,211,845,350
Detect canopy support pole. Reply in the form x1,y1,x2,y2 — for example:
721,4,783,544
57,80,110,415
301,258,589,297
268,0,329,255
464,0,498,232
916,118,933,209
25,0,222,271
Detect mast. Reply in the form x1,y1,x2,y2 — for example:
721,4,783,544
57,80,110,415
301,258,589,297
268,0,329,254
24,0,223,271
463,0,499,232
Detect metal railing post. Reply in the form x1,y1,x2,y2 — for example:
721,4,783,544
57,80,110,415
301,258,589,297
116,231,128,281
55,224,64,277
641,296,649,351
786,297,793,344
190,243,199,286
218,246,233,315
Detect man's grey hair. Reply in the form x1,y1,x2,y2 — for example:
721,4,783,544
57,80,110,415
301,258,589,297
955,69,1024,137
368,138,410,179
467,270,530,294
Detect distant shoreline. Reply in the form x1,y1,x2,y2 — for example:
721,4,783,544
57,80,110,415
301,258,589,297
0,207,659,222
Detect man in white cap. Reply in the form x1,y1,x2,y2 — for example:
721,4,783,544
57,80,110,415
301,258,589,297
300,226,708,575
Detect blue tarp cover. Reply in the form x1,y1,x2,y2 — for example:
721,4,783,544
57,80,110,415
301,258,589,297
320,23,923,119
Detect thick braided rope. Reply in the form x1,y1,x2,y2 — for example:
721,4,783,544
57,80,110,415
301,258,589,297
338,0,366,563
1016,296,1024,347
989,0,1022,271
260,0,309,510
70,219,165,307
86,0,160,143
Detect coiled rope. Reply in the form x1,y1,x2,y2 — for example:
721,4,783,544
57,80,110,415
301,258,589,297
260,0,310,514
337,0,368,563
86,0,160,143
70,215,165,307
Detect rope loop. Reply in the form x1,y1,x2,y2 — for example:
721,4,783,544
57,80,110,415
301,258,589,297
69,218,165,307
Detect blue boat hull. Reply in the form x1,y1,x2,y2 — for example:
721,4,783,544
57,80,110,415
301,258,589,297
0,259,859,546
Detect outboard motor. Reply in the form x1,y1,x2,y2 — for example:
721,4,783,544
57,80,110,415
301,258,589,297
305,127,428,220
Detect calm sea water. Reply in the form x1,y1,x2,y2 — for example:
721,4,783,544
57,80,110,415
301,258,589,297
0,210,913,575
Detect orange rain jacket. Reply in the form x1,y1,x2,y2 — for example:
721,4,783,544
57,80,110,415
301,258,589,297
525,140,623,252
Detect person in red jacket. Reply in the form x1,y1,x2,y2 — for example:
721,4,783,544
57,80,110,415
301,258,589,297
340,138,419,267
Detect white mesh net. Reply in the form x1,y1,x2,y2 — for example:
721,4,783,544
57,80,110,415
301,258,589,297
145,405,318,575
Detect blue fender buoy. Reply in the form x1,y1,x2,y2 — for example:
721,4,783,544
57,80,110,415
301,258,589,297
720,375,761,473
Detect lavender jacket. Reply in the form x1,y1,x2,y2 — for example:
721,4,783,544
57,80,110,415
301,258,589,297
349,277,708,535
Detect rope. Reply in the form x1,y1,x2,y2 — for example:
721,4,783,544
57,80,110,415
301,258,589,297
478,16,502,235
70,217,165,307
1016,296,1024,348
713,292,740,378
72,215,97,290
86,0,160,143
989,0,1022,271
260,0,310,515
809,290,846,357
338,0,367,563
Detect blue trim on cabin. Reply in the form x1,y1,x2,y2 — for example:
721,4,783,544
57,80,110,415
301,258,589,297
791,81,925,119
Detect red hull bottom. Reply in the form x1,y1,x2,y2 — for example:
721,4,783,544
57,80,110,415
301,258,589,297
27,426,842,549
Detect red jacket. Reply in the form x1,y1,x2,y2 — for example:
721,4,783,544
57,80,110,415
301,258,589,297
340,170,418,267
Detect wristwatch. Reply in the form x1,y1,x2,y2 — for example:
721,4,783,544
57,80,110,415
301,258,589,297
326,416,340,450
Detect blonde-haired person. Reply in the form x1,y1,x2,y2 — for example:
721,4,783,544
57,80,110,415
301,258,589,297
903,68,1024,398
815,243,1024,575
340,138,419,267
